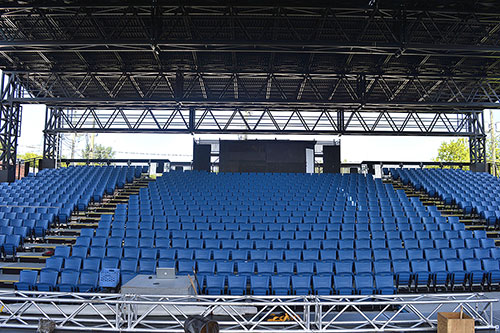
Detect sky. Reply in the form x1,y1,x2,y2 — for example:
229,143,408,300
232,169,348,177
17,104,467,163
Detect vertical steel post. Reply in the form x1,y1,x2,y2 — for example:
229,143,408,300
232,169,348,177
0,73,22,182
43,106,62,160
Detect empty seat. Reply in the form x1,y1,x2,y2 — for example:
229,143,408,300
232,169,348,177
333,275,354,295
58,270,79,292
271,275,290,295
375,273,395,294
15,270,38,291
250,275,270,295
205,276,225,295
355,274,374,295
77,271,99,292
36,270,59,291
227,275,247,295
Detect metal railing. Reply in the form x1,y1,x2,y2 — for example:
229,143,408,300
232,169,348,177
0,291,496,332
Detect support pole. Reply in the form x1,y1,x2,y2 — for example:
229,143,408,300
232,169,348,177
469,111,487,172
490,110,497,176
43,106,61,161
0,73,22,182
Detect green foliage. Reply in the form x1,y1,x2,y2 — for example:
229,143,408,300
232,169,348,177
434,139,470,163
82,143,115,160
18,152,42,161
487,136,500,162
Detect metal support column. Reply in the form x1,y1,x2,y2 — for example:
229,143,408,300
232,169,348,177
469,111,487,172
43,106,62,160
0,73,22,182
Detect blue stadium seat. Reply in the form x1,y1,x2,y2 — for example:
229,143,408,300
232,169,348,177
205,276,225,295
333,275,354,295
375,273,395,294
312,275,333,295
227,275,247,295
36,270,59,291
292,275,311,295
77,271,99,292
355,274,375,295
15,270,38,291
446,259,467,290
271,275,290,295
58,270,79,292
250,275,270,295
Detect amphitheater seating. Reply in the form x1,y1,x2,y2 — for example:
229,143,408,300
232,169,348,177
391,168,500,225
0,166,143,258
29,170,499,295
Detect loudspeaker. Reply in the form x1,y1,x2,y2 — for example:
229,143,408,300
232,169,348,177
39,158,55,170
193,144,211,172
156,161,164,173
0,166,15,183
323,146,341,173
470,163,487,173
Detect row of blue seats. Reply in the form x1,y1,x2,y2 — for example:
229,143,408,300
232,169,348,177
86,222,469,235
81,228,482,241
0,226,29,238
110,207,444,216
203,274,394,295
18,270,395,295
37,254,500,292
63,245,500,262
0,207,57,214
74,236,495,251
139,193,425,200
134,189,430,201
139,188,424,197
100,212,447,222
15,270,99,292
77,226,481,241
96,214,458,226
90,221,469,234
0,220,51,237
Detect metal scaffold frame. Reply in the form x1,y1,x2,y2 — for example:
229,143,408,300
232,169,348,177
0,291,496,332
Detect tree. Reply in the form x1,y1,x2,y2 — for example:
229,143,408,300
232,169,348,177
434,139,470,163
18,152,42,161
82,143,115,160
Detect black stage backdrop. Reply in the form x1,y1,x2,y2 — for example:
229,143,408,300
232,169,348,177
219,140,315,173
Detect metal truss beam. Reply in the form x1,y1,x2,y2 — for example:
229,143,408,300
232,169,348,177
0,73,22,181
43,106,484,136
6,71,500,107
3,40,500,58
0,291,495,332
